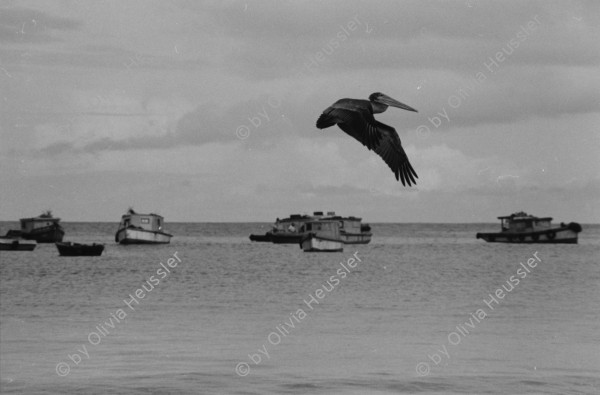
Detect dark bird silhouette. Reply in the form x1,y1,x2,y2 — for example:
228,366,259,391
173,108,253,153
316,92,419,186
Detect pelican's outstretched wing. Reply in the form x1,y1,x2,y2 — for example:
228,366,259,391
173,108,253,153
316,96,418,185
373,120,418,186
316,99,382,150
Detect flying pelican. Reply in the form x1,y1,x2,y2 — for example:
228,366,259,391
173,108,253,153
316,92,418,186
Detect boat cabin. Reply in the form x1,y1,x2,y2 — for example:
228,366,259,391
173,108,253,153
312,211,336,217
270,211,367,236
330,216,363,233
272,212,333,233
20,211,61,232
273,214,310,233
119,210,165,232
498,212,552,233
300,220,341,239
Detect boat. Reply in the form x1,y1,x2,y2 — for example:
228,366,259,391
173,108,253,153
248,233,273,242
250,211,372,245
299,220,344,252
115,208,173,244
338,216,372,244
476,211,582,244
0,236,37,251
56,242,104,256
266,213,315,244
5,211,65,243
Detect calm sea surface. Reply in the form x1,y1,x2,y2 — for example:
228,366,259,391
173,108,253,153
1,222,599,394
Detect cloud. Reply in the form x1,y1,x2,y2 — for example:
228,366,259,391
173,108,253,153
1,1,599,222
28,93,293,156
215,1,600,79
0,6,80,43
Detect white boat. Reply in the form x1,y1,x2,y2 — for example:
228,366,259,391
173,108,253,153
299,220,344,252
338,216,372,244
115,209,173,244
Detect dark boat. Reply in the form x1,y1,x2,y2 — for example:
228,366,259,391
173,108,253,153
55,242,105,256
6,211,65,243
250,213,316,244
476,212,582,244
249,233,272,242
0,237,37,251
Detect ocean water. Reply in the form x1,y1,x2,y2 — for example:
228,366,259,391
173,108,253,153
1,222,599,394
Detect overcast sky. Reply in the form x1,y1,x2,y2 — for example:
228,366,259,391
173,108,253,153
1,0,599,223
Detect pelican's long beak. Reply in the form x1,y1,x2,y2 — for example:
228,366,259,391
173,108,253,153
376,94,418,113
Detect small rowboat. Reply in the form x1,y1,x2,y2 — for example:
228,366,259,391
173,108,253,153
55,242,105,256
0,237,37,251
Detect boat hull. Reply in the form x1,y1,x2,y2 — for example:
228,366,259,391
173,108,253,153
249,233,273,242
271,232,306,244
301,234,343,252
56,242,104,256
249,231,306,244
116,228,172,244
0,238,37,251
252,230,372,245
19,225,65,243
476,227,579,244
340,231,372,244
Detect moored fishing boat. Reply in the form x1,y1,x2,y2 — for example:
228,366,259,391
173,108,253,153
299,220,344,252
338,216,372,244
5,211,65,243
476,211,582,244
250,211,372,244
115,208,173,244
256,213,314,244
